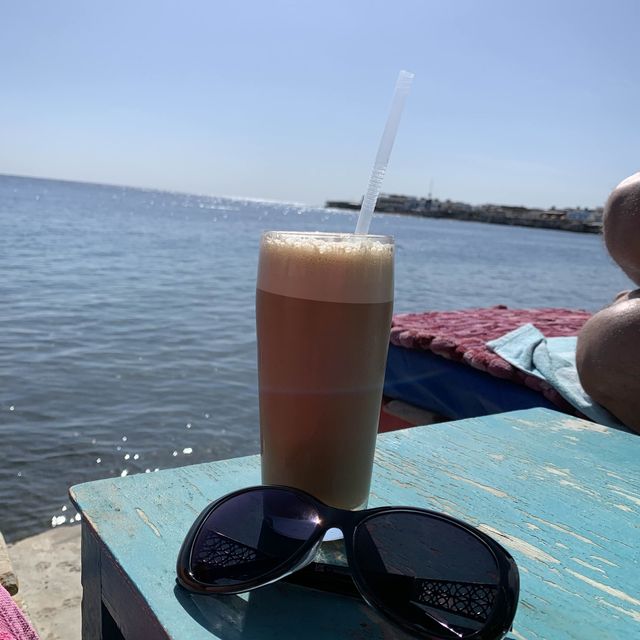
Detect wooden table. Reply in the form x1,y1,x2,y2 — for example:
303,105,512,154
70,408,639,639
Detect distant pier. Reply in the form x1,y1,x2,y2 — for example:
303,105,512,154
326,196,603,234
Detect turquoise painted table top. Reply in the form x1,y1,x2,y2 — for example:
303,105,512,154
70,408,639,639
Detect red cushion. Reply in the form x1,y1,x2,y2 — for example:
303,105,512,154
390,306,592,413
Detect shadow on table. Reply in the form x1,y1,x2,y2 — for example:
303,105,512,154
174,581,411,640
174,583,520,640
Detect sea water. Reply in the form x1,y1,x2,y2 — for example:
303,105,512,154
0,175,632,541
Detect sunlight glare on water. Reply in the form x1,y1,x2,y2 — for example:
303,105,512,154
0,175,632,542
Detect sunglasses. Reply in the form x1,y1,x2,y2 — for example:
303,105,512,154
176,485,519,640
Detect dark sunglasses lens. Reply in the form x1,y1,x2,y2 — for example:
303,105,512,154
190,488,322,588
354,512,501,639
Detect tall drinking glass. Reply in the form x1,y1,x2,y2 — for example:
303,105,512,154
256,231,394,510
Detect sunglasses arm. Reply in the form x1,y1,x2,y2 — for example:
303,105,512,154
282,562,362,600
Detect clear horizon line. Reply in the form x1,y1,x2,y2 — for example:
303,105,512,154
0,170,604,212
0,171,324,210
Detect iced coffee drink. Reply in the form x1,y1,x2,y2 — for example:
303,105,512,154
256,231,394,510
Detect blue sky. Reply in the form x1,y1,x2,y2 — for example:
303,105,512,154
1,0,639,208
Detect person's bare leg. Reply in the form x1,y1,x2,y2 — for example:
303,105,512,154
603,172,640,285
576,292,640,434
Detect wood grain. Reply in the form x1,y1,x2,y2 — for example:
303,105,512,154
70,408,639,639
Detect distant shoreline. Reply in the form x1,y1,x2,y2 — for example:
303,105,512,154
326,200,603,234
0,175,604,233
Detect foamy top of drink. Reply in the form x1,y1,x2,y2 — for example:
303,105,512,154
258,232,394,304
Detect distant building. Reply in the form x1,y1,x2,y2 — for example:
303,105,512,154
439,199,472,213
376,194,415,212
540,210,567,220
566,208,601,222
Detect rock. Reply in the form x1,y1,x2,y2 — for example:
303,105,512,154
0,530,19,596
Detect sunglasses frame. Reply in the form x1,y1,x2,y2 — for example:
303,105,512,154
176,485,519,640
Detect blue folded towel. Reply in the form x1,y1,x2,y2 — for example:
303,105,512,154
487,323,625,429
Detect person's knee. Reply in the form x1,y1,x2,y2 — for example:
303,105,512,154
603,172,640,285
576,297,640,433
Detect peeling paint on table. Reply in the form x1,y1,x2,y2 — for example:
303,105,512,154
70,408,639,639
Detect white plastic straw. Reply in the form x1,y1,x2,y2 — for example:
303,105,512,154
355,70,414,235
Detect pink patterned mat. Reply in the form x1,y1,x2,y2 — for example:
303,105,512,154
0,586,39,640
390,306,592,412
